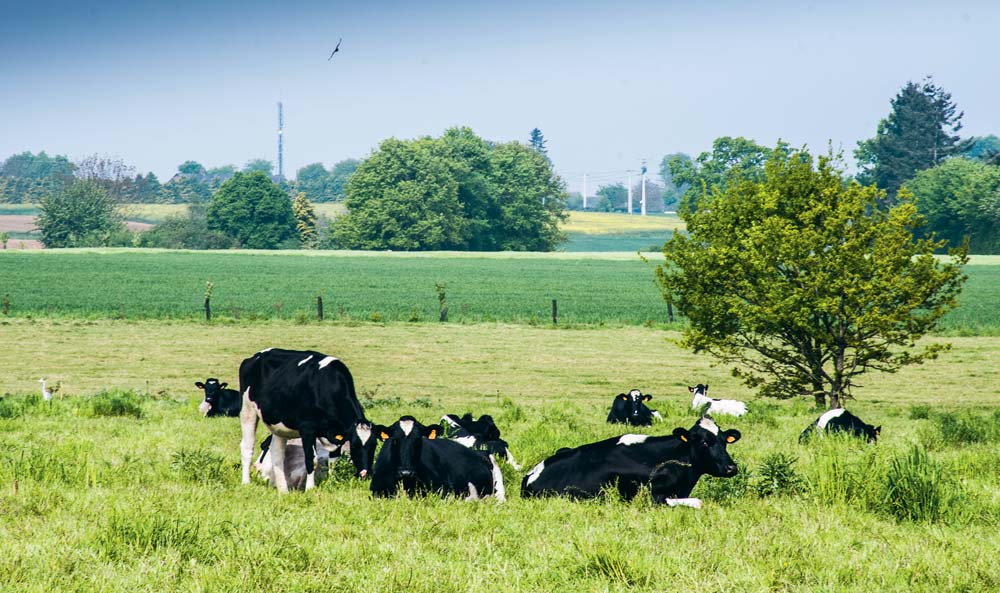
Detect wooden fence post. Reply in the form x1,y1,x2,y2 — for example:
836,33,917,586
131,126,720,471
317,296,324,321
204,297,211,321
667,301,674,323
552,299,557,325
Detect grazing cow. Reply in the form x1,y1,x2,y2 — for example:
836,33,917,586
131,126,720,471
441,413,522,470
689,384,747,417
521,416,741,508
370,421,505,501
607,388,664,426
238,348,368,492
800,408,880,443
196,378,241,417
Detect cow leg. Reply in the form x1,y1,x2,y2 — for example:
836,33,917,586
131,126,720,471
269,435,290,493
652,411,664,422
300,433,317,491
504,448,522,471
239,387,259,485
489,454,506,503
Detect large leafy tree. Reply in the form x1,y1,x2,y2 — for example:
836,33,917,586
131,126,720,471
207,171,295,249
291,191,318,248
36,180,126,247
430,127,500,249
328,159,360,201
595,183,627,212
668,137,784,214
296,163,334,202
0,151,75,203
243,159,275,175
855,78,969,199
657,150,967,408
906,158,1000,254
333,138,468,250
659,152,692,210
488,141,567,251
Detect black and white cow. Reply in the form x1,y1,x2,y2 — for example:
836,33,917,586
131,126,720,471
370,418,505,501
254,419,387,488
606,388,663,426
689,384,747,417
196,378,241,417
441,413,522,470
800,408,880,443
521,416,741,508
255,434,333,490
238,347,369,492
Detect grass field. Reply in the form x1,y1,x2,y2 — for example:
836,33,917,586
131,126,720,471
561,211,682,252
1,320,999,592
2,249,998,333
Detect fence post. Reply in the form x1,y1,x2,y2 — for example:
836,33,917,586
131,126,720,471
317,296,324,321
552,299,557,325
204,297,211,321
667,301,674,323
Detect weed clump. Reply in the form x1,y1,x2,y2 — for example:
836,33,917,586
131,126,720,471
89,390,144,419
170,448,228,484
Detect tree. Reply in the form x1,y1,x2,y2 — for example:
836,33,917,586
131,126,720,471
206,165,237,189
295,163,333,202
964,135,1000,163
333,138,468,250
656,149,967,409
0,151,75,203
855,78,969,200
595,183,627,212
488,141,567,251
529,128,548,157
243,159,275,175
74,154,137,204
905,158,1000,254
630,180,666,213
178,161,206,176
207,171,296,249
36,180,126,247
659,152,692,210
292,192,318,248
328,159,360,201
668,137,782,214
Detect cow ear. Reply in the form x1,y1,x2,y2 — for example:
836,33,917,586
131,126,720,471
220,382,228,389
875,426,882,436
673,427,689,442
619,394,628,401
195,382,205,389
687,386,694,393
723,430,741,444
642,394,652,402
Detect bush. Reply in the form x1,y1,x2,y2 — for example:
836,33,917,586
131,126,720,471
89,390,144,419
754,453,804,497
931,410,999,446
881,445,953,523
138,214,236,249
170,448,228,484
908,404,931,420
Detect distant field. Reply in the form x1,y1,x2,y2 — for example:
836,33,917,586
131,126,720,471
561,211,682,252
0,249,997,333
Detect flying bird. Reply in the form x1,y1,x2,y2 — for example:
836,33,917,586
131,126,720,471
328,38,342,61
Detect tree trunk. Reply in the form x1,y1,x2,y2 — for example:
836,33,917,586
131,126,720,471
814,392,827,408
829,391,842,410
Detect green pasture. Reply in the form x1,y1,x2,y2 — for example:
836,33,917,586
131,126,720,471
561,211,681,252
1,320,999,592
2,250,999,333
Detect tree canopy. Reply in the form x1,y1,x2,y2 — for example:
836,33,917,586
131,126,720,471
906,158,1000,254
657,149,967,409
855,78,968,200
667,137,784,214
0,151,75,203
333,128,567,251
36,180,126,247
207,171,296,249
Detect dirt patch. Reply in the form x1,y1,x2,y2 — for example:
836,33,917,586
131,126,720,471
0,215,37,232
1,239,42,249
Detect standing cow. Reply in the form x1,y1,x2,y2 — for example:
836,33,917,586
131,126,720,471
522,416,741,507
800,408,880,443
238,348,369,492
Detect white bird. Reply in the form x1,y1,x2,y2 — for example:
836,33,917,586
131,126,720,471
39,378,52,401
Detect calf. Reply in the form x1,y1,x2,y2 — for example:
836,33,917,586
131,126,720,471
238,348,369,492
441,413,522,470
370,422,505,501
800,408,880,443
607,388,664,426
521,416,741,508
255,435,332,490
196,378,241,417
689,384,747,417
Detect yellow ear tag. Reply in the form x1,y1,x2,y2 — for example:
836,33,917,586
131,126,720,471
620,395,628,401
679,434,688,442
428,429,437,440
380,431,390,440
726,435,736,443
334,435,344,441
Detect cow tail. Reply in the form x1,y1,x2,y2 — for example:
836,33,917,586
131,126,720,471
489,454,506,503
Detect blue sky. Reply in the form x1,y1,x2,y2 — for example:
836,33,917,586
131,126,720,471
2,0,997,193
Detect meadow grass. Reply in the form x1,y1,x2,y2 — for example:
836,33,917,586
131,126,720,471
3,250,999,332
0,320,999,592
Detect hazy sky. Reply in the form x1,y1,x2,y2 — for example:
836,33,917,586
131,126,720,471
2,0,997,193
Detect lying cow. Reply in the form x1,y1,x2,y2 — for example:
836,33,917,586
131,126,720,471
256,434,332,490
800,408,880,443
238,348,369,492
689,384,747,417
441,413,522,470
607,388,663,426
196,378,241,417
370,418,505,501
521,416,741,508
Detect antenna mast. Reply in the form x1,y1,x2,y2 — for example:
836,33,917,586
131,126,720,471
277,101,284,180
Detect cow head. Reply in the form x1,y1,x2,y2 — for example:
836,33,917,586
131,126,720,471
195,378,228,416
672,416,740,477
332,421,388,479
617,389,653,420
865,424,881,444
377,421,441,491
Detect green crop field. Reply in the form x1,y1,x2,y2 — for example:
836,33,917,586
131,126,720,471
561,211,682,252
1,320,999,592
1,250,998,333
